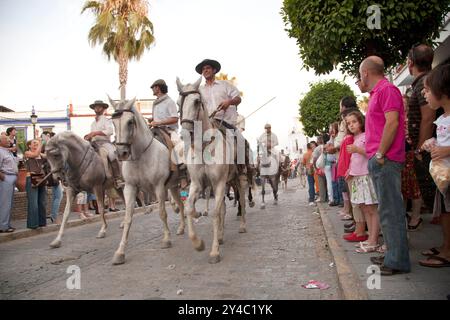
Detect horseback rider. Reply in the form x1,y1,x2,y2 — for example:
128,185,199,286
84,100,123,187
149,79,187,188
195,58,252,178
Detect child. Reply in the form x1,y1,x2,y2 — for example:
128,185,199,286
419,64,450,268
344,111,380,250
336,124,354,222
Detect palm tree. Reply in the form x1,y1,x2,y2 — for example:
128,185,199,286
82,0,155,100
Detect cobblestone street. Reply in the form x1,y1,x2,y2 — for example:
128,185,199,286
0,181,342,300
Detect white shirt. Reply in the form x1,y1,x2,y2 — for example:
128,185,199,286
258,132,278,151
199,80,240,125
435,114,450,147
153,94,179,130
91,115,113,142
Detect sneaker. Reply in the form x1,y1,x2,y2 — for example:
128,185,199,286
370,255,384,265
344,225,356,233
309,202,316,206
344,221,355,228
380,264,410,276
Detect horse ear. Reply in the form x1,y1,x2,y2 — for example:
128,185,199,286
176,77,183,92
107,95,116,110
193,77,202,90
126,97,136,110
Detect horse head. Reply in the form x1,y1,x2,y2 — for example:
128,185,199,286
110,96,137,161
45,133,69,182
176,77,202,133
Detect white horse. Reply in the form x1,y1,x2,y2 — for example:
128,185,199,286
176,77,248,264
46,132,123,248
109,98,186,265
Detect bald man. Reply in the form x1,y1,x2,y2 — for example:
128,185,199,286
359,56,410,275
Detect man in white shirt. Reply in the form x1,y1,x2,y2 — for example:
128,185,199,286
196,59,252,177
84,100,123,187
257,123,280,176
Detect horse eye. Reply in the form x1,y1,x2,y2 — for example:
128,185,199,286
128,120,134,126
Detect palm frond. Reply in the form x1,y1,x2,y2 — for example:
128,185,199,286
81,1,102,15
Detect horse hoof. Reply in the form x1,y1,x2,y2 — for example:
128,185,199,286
176,228,185,236
119,223,125,229
239,227,247,233
218,239,224,245
96,232,106,239
208,255,221,264
112,253,125,265
161,241,172,249
49,239,61,249
203,211,208,217
249,201,255,208
195,240,205,252
273,200,278,205
260,204,265,209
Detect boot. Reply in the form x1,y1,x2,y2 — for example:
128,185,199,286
111,159,124,188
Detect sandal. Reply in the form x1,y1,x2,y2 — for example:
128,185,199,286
376,244,387,253
356,244,379,253
355,241,369,248
408,218,423,231
419,255,450,268
421,247,441,256
0,227,15,233
341,214,353,221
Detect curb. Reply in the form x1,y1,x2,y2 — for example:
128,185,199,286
0,204,158,244
317,203,369,300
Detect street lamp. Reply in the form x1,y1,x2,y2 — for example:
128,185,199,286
30,106,38,139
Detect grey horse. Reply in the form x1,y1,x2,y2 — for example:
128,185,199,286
109,98,186,265
176,77,248,264
256,141,281,209
46,131,123,248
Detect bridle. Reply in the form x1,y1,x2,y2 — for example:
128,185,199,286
111,108,153,161
179,90,202,127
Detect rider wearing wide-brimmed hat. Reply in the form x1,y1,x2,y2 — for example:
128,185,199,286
196,58,254,178
85,100,123,187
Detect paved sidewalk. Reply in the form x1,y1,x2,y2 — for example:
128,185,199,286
317,202,450,300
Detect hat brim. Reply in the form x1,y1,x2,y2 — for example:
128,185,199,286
89,103,108,110
196,60,221,75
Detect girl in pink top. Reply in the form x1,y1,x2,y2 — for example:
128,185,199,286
345,111,380,252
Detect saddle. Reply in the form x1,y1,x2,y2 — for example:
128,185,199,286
151,127,177,172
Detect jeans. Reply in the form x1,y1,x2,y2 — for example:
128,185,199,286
51,184,63,220
324,165,334,203
0,174,17,231
26,176,47,229
368,157,410,272
307,174,316,202
332,180,341,204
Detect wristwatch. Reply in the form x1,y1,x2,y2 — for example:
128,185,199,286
375,152,384,160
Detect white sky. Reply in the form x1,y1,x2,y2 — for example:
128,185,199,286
0,0,362,148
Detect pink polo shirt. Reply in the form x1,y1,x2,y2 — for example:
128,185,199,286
365,78,405,162
348,132,369,176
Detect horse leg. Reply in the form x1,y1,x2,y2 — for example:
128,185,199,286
116,187,126,229
156,186,171,249
50,187,74,248
95,187,107,238
169,187,185,235
210,181,226,264
185,182,204,251
235,186,241,217
248,186,255,208
112,184,137,265
260,177,266,209
237,180,247,233
204,186,210,216
271,178,278,205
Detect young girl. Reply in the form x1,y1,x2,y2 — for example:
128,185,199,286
419,64,450,267
344,111,380,251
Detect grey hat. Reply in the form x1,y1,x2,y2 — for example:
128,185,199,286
150,79,167,89
195,59,221,74
89,100,109,110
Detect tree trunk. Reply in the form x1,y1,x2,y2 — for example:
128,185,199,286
119,50,128,100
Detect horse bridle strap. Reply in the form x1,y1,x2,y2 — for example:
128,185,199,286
179,90,202,125
112,109,135,148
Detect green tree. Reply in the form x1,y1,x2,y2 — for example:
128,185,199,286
299,80,355,137
82,0,155,99
281,0,450,76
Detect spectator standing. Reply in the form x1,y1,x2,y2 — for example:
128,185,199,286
6,127,18,157
0,134,18,233
359,56,410,275
303,142,316,205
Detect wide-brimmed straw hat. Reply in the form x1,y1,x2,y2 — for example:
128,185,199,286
195,59,221,74
89,100,109,110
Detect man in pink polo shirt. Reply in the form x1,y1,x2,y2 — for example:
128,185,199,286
359,56,410,275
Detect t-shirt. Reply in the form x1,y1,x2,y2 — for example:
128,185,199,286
365,78,405,162
348,132,369,176
407,73,428,149
337,135,354,178
153,94,179,130
435,114,450,147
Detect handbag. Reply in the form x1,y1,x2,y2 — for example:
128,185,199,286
26,158,48,188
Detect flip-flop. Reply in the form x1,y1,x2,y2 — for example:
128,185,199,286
356,245,379,253
419,255,450,268
421,247,440,256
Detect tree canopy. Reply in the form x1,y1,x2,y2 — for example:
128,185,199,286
299,80,355,137
281,0,450,76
